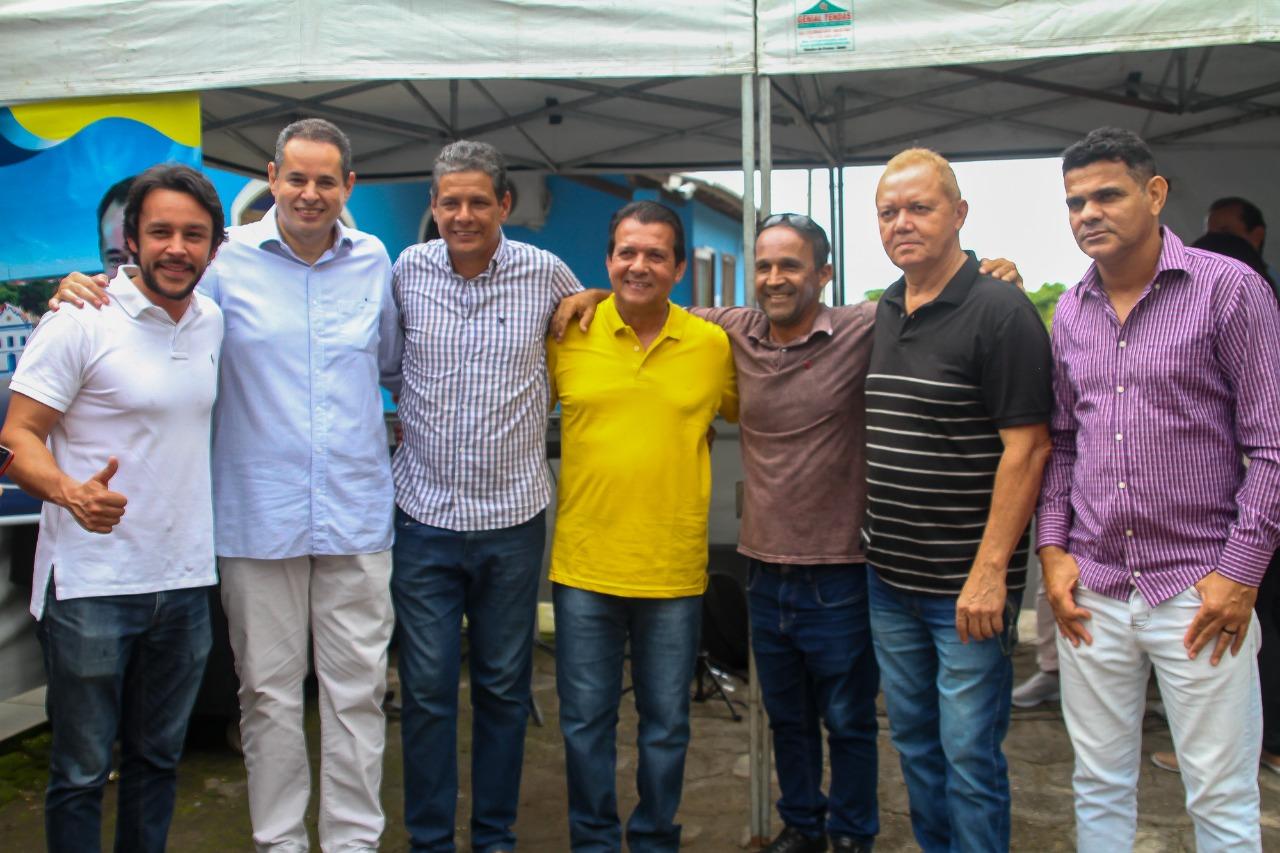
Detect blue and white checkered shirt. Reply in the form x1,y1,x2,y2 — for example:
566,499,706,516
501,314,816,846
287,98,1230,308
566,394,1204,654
392,234,583,531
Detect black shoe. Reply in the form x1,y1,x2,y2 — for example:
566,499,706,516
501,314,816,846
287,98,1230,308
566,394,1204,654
763,826,828,853
829,835,873,853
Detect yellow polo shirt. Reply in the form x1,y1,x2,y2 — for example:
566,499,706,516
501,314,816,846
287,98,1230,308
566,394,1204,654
547,295,738,598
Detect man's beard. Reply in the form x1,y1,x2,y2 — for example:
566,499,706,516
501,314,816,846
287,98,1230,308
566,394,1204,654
140,259,201,303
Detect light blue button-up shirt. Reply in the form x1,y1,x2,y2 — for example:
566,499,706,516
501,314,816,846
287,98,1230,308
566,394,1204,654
200,209,402,559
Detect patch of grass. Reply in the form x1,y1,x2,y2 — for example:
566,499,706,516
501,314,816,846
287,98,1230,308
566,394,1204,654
0,730,50,807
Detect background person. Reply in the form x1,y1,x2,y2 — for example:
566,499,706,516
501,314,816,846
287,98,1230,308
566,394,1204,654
95,174,134,278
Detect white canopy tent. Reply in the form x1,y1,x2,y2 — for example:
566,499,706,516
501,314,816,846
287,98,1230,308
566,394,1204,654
2,0,1279,842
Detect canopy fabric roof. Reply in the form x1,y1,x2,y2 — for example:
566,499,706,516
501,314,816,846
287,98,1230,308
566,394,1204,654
0,0,755,100
758,0,1280,75
1,2,1277,226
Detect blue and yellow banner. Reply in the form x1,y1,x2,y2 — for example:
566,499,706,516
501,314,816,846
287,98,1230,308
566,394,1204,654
0,93,201,281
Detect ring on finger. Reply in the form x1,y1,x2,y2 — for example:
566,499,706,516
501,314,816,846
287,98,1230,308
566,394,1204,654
1222,627,1239,635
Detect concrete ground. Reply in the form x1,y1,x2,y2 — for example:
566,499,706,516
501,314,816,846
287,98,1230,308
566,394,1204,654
1,640,1278,851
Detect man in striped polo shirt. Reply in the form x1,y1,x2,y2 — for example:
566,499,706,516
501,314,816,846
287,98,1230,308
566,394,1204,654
864,148,1053,852
1039,127,1280,852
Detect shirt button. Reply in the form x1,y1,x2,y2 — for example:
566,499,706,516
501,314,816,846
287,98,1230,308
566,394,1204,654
1154,284,1161,290
1134,570,1143,578
1116,385,1125,393
1118,481,1127,489
1118,340,1127,348
781,347,788,352
1115,433,1123,441
1125,529,1134,537
633,345,640,352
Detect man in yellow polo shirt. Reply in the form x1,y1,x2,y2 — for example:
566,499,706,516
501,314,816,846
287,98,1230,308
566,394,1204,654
547,199,737,852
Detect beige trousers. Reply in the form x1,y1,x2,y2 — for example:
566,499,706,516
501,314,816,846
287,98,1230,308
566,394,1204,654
221,552,393,853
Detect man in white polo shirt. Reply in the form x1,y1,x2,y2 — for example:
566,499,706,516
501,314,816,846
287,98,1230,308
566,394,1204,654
0,163,224,853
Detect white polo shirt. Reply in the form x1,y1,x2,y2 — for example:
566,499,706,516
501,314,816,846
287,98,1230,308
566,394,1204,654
11,266,224,618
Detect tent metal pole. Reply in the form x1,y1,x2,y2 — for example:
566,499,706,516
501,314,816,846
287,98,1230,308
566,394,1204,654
758,75,772,219
750,70,774,845
741,73,771,849
741,74,757,308
828,166,839,305
835,90,847,305
837,162,847,304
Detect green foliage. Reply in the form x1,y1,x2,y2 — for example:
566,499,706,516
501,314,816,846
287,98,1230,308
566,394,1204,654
1027,282,1067,330
0,278,58,318
863,288,886,303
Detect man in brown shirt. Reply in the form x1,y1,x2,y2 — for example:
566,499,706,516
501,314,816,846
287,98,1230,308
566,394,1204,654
554,215,1019,853
700,216,879,853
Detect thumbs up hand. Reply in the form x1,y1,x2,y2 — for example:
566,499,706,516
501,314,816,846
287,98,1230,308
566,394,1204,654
64,456,128,533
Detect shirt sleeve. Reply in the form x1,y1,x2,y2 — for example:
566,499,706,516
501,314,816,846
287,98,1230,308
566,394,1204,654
715,333,739,424
545,336,560,408
197,259,222,304
1212,271,1280,587
980,297,1053,429
376,256,403,396
551,258,585,301
8,311,90,413
1036,315,1078,551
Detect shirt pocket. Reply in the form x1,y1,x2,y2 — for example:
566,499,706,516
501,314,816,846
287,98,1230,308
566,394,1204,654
476,299,545,368
328,297,379,354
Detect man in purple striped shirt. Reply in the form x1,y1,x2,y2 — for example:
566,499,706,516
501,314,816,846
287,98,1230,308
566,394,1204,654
1037,126,1280,852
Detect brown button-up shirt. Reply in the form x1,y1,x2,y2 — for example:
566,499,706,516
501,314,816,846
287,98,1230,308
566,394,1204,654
697,303,875,565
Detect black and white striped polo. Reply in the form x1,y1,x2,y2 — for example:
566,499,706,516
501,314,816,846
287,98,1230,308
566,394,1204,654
864,255,1052,597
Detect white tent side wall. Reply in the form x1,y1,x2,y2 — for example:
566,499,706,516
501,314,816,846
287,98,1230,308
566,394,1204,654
0,0,755,102
758,0,1280,75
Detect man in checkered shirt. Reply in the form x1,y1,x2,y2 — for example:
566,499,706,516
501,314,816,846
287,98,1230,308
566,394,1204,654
390,139,584,853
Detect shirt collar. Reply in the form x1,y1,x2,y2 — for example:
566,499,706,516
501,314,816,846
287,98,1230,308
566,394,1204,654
746,304,835,348
1074,225,1188,303
110,265,203,321
881,252,980,312
252,205,354,259
426,231,510,279
598,293,687,342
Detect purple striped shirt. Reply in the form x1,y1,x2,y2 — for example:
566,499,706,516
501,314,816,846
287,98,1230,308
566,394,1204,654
392,235,582,531
1037,227,1280,604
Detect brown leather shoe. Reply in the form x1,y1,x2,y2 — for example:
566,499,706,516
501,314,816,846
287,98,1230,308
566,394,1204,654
1150,751,1180,773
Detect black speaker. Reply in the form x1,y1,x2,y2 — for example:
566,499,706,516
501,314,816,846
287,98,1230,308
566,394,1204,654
702,545,749,675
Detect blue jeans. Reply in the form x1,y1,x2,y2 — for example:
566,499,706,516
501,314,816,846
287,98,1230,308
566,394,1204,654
391,507,546,853
748,561,879,842
867,570,1021,853
38,587,211,853
553,583,702,853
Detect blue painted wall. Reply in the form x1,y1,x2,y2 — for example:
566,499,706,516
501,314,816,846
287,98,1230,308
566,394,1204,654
693,202,746,305
504,175,630,292
202,167,743,307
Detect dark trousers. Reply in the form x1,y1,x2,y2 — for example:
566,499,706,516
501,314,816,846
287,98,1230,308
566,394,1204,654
39,587,211,853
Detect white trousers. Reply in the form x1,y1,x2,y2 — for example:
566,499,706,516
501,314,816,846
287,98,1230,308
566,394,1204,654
1058,585,1262,853
221,552,394,853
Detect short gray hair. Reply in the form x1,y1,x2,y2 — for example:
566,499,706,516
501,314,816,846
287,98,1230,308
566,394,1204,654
274,118,353,176
432,139,508,199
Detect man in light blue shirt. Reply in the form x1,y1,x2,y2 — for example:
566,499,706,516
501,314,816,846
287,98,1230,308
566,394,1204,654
56,118,401,852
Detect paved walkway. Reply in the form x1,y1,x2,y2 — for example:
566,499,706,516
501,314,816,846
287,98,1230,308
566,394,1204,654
1,642,1277,850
